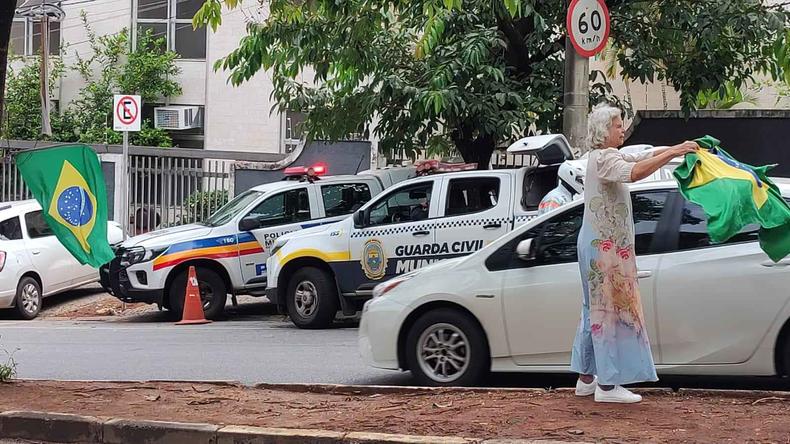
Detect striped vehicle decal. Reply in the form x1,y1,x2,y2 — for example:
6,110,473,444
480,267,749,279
152,233,264,271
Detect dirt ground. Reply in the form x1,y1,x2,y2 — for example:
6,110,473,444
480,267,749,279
33,285,155,320
0,381,788,443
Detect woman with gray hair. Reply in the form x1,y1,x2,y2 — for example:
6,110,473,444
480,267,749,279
571,103,698,403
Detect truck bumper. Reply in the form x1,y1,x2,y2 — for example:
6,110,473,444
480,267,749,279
101,258,164,305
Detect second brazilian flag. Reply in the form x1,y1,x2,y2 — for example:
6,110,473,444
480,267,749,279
673,135,790,262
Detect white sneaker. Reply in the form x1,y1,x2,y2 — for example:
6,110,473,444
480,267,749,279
575,376,597,396
594,385,642,403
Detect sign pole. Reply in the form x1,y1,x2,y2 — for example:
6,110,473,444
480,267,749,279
113,94,141,240
121,130,129,240
562,37,589,156
564,0,611,156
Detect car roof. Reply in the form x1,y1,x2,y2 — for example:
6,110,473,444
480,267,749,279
0,199,41,218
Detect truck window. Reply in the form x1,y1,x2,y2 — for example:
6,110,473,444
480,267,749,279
246,188,311,227
321,183,372,217
521,165,559,211
0,216,22,240
445,177,500,217
368,182,433,226
203,190,263,227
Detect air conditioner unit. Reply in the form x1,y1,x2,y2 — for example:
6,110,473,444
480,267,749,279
154,106,202,130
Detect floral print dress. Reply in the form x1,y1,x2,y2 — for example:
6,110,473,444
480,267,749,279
570,148,659,386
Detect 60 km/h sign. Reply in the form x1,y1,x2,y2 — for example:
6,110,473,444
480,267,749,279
567,0,610,58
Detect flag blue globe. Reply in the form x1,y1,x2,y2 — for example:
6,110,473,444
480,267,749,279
57,186,93,227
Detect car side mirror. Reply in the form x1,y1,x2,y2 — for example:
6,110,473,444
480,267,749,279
239,217,261,232
516,238,536,262
353,210,366,228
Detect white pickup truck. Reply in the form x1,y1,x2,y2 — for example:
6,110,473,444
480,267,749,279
265,136,679,328
101,165,418,319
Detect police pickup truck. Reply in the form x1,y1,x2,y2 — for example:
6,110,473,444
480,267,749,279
265,135,679,328
101,164,417,319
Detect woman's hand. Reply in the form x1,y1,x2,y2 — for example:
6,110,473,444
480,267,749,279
670,141,699,157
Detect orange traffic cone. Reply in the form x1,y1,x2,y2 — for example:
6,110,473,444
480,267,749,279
176,266,212,325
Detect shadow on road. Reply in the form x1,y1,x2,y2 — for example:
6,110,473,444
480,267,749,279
0,285,107,320
362,371,790,392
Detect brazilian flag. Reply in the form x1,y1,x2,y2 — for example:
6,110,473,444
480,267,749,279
15,144,115,267
673,135,790,262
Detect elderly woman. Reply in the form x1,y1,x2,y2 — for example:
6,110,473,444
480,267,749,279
570,104,698,403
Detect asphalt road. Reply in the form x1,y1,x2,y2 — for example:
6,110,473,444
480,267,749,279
0,290,788,391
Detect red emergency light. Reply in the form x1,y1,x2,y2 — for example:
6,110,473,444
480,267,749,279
283,163,328,182
284,163,328,176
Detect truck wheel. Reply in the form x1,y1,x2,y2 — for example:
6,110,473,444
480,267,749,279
14,277,42,320
286,267,338,329
169,267,228,320
405,308,489,387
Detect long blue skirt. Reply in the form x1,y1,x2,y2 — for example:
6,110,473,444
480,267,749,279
569,223,658,386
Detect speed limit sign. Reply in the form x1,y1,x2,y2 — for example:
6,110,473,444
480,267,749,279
567,0,610,58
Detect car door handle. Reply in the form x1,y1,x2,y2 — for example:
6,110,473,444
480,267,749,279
412,231,430,237
31,250,40,255
637,270,652,279
483,223,501,229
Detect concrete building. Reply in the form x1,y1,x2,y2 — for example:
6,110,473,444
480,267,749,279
11,0,308,153
10,1,787,154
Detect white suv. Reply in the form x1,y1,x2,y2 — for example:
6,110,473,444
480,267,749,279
0,200,124,319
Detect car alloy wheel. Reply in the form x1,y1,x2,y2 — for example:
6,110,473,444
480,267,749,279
416,322,471,384
20,282,40,315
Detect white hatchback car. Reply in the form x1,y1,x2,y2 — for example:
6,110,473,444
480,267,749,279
359,180,790,386
0,200,124,319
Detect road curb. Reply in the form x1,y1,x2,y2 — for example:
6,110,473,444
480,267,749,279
0,410,589,444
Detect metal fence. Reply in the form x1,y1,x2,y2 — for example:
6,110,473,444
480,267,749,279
128,156,232,230
1,140,538,234
0,141,288,235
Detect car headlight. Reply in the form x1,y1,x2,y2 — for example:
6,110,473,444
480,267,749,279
121,246,167,266
372,273,416,299
270,238,289,257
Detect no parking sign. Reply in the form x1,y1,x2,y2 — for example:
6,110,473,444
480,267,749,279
113,95,141,132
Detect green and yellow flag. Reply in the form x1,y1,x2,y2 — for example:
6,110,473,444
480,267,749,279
15,144,115,267
673,135,790,262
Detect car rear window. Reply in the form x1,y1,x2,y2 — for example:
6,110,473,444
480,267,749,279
0,216,22,240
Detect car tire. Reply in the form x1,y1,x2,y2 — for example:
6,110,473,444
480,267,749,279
405,308,489,387
14,277,42,320
169,267,228,320
286,267,338,329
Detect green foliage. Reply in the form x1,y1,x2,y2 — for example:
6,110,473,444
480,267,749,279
184,189,229,224
2,58,64,140
194,0,788,163
0,337,17,383
695,82,759,110
2,12,181,147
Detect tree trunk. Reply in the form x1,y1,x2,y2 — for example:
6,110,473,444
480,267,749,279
0,1,18,136
452,132,496,170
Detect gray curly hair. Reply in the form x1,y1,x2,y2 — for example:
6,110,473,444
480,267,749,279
586,103,622,150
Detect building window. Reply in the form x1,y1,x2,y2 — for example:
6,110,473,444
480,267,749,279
136,0,206,59
284,110,306,153
10,16,60,56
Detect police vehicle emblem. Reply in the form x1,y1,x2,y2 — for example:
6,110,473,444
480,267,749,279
361,239,387,280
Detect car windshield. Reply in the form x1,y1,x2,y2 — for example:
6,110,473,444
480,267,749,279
201,190,264,227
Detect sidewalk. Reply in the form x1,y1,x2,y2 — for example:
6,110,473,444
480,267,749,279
0,380,788,443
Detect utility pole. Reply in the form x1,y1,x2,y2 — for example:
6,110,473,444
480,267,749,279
562,36,589,156
39,0,51,137
18,0,63,137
